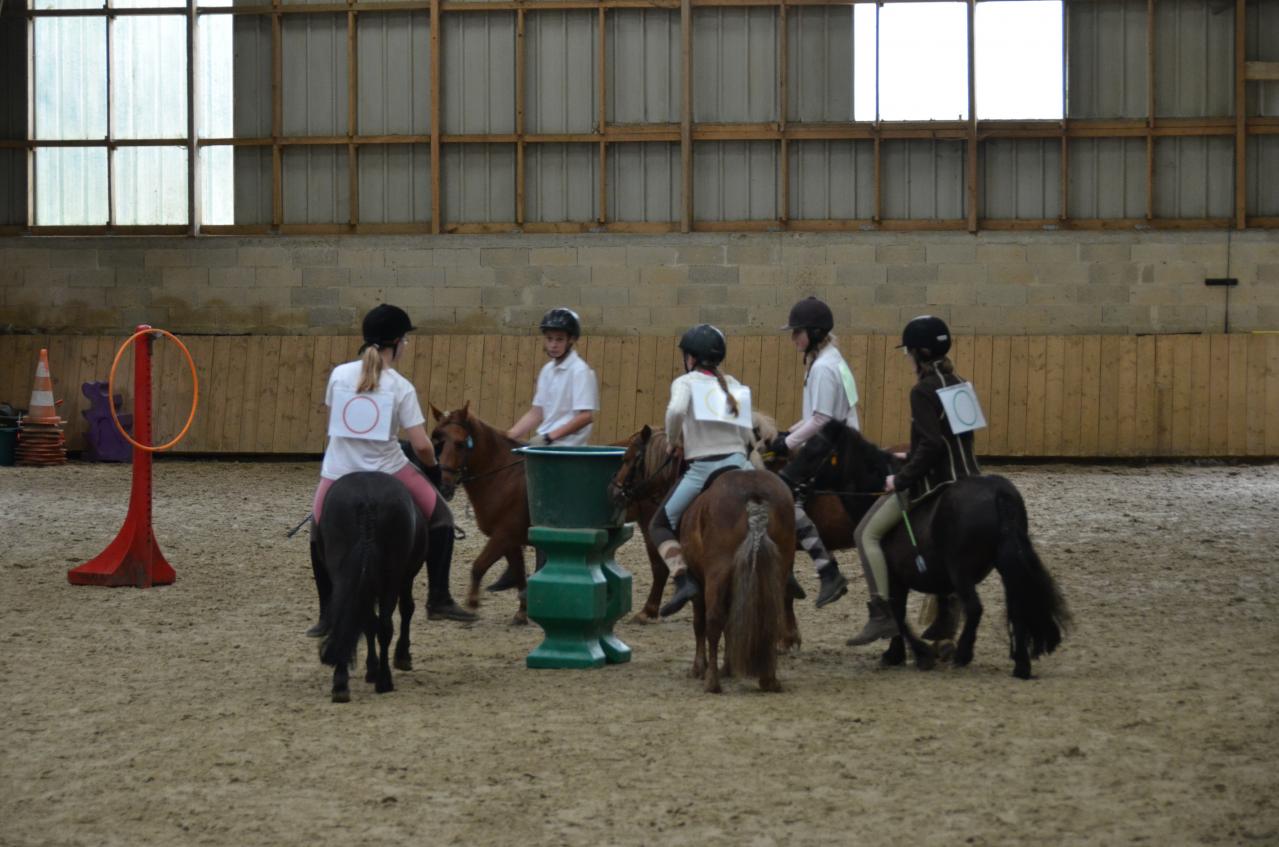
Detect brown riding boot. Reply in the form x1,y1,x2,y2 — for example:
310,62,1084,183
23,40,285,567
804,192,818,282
846,598,899,646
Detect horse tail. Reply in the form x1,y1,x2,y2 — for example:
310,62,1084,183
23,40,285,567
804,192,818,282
993,484,1071,659
725,499,783,680
320,503,378,668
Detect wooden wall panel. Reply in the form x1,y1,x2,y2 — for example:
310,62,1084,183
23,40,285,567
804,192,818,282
4,333,1276,459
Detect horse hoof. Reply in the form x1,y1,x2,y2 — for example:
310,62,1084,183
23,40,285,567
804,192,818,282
376,679,394,694
935,640,956,662
880,650,906,667
486,570,522,593
393,656,412,671
510,612,528,626
331,689,350,703
760,678,783,693
704,679,722,694
954,649,974,668
630,611,657,625
1013,664,1032,680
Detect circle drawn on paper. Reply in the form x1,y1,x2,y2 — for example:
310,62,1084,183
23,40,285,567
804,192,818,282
342,395,381,435
951,387,979,427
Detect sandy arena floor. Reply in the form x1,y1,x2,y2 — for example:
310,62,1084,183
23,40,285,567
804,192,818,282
1,460,1276,846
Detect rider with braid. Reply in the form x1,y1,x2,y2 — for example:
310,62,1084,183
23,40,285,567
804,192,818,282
651,325,757,617
851,315,980,646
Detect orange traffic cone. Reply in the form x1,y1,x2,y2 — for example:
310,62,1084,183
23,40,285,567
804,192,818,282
23,349,63,424
17,348,67,466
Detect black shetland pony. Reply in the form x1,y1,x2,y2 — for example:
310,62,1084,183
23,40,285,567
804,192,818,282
783,420,1070,679
318,472,428,702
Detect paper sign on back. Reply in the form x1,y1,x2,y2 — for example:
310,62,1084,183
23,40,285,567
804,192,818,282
936,382,987,434
328,387,395,441
691,384,753,429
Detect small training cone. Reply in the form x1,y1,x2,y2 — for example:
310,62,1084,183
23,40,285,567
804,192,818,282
23,349,63,424
17,348,67,467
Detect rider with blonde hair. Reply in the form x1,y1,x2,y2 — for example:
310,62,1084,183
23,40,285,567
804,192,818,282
307,304,475,636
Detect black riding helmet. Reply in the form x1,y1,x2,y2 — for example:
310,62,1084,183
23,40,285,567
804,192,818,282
899,314,952,359
539,307,582,339
362,304,415,350
678,324,727,368
781,296,835,350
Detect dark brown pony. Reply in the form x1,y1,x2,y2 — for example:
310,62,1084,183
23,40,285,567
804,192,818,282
429,402,531,624
681,469,797,693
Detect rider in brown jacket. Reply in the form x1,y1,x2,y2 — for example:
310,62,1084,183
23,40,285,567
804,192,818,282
848,314,980,646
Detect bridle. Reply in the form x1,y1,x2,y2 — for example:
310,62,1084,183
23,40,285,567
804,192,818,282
784,436,891,500
612,436,678,504
434,420,524,486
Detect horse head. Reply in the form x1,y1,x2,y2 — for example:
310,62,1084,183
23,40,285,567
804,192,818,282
782,420,893,497
429,401,475,501
609,425,652,507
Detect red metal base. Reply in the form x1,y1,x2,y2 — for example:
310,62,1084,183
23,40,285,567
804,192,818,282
68,510,175,587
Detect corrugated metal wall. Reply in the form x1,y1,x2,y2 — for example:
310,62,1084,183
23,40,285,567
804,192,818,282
1247,0,1279,117
787,6,855,123
1067,0,1147,118
881,140,965,220
1154,0,1234,117
1246,137,1279,217
693,142,778,221
204,0,1273,227
692,8,778,123
789,141,874,220
981,139,1061,220
607,142,680,222
606,10,679,125
1069,138,1146,219
527,11,598,134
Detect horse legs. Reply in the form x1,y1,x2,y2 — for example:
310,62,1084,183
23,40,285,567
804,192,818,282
394,580,416,671
778,575,802,653
633,533,668,624
704,608,724,694
1010,620,1032,680
331,662,350,703
465,536,516,609
886,579,935,672
374,595,396,693
952,581,984,670
690,595,707,680
508,547,530,626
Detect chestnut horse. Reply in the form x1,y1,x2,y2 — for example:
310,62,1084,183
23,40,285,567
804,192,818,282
429,403,531,624
681,469,797,693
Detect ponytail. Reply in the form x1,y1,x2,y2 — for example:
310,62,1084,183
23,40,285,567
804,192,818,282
357,344,385,393
707,365,740,417
804,333,838,374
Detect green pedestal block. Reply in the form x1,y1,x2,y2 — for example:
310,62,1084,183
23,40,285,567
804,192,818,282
525,523,634,669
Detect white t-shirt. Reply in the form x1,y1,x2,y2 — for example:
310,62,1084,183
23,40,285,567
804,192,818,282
803,344,860,430
320,361,425,480
666,371,753,461
532,349,598,446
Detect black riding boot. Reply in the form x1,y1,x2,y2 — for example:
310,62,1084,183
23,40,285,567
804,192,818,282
814,564,849,609
426,525,478,622
305,532,331,638
660,570,701,618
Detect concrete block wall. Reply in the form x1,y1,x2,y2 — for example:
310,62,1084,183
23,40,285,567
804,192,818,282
0,231,1276,335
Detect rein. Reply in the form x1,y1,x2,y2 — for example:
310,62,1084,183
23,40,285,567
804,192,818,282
616,445,677,504
436,420,525,486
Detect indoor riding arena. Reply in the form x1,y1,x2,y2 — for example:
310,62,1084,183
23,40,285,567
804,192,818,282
1,0,1277,844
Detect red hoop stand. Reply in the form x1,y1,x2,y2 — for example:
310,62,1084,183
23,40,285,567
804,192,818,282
69,326,176,587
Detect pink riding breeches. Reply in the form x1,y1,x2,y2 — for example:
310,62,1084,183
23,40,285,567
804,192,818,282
313,464,438,523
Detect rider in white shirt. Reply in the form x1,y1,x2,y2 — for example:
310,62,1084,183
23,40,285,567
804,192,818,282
762,297,856,611
651,324,757,617
509,307,598,447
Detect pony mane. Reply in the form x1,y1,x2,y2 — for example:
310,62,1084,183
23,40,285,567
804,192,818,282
644,429,673,478
819,419,893,486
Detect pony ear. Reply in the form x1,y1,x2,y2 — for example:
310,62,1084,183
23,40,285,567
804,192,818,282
641,424,652,441
460,400,471,419
430,403,444,421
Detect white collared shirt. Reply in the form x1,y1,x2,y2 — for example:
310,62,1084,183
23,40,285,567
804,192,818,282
320,361,424,480
803,344,860,430
533,349,598,446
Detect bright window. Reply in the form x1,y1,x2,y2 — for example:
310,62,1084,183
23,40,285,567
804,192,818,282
877,3,969,121
976,1,1064,119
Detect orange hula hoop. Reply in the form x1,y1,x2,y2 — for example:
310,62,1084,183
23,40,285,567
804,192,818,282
107,328,200,453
